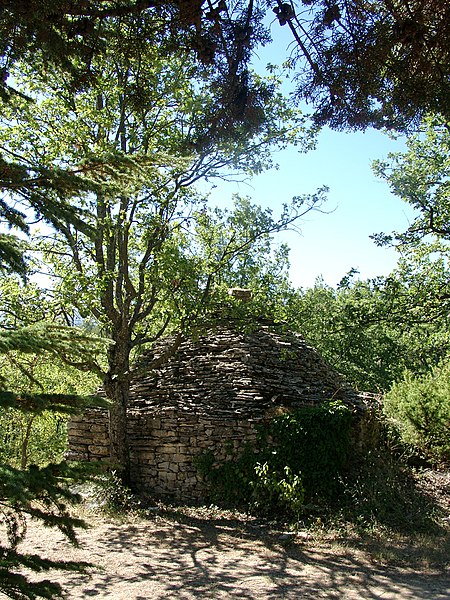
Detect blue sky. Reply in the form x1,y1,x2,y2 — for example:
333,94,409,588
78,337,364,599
205,20,417,290
225,128,415,289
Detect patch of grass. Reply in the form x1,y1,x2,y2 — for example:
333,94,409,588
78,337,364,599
296,452,450,569
339,452,446,534
74,472,143,519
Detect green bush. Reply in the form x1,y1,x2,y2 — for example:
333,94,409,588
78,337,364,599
258,401,353,500
383,362,450,463
194,443,256,506
251,462,304,516
196,401,353,514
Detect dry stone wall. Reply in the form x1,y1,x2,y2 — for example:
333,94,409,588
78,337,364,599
68,410,110,463
68,323,366,500
68,408,260,501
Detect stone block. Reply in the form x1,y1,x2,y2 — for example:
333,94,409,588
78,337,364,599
91,434,108,445
136,451,155,461
90,424,108,433
88,445,109,456
69,435,97,445
68,422,91,433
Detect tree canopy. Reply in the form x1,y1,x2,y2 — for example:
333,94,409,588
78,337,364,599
1,1,449,134
0,2,269,275
289,247,450,393
0,9,323,480
281,0,450,130
372,114,450,245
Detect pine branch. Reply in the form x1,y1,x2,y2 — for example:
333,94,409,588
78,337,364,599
0,391,109,415
0,460,97,599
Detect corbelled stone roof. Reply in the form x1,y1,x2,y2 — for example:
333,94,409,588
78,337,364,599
130,322,362,416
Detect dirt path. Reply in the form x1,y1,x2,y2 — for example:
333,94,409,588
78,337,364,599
7,513,449,599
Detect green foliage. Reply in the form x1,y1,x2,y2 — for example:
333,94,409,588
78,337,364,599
0,291,103,469
0,4,269,273
294,278,410,391
285,249,450,393
195,444,256,507
197,401,353,515
90,471,141,516
340,451,443,534
373,114,450,244
259,402,353,500
383,363,450,463
251,463,304,517
0,409,67,469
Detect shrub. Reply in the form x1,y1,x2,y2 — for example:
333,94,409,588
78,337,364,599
90,471,141,515
383,362,450,463
258,401,353,500
340,450,443,533
196,401,353,514
194,443,256,506
251,462,304,516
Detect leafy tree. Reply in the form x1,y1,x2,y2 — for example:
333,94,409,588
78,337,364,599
0,0,263,102
286,248,450,393
373,114,450,245
0,2,270,277
369,113,450,372
378,243,450,368
0,352,98,469
187,193,324,318
0,14,322,478
286,277,406,392
2,1,448,146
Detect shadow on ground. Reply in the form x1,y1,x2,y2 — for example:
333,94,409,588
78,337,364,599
22,508,449,600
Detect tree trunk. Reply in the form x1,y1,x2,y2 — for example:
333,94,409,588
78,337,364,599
20,416,35,470
106,377,130,483
103,324,132,484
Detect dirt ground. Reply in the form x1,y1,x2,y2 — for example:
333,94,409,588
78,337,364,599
6,509,449,600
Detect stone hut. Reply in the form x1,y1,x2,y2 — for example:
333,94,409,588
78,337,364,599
68,321,366,501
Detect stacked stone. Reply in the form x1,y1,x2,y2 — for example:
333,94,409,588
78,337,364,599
67,323,363,500
131,325,360,415
127,410,260,500
67,409,110,462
